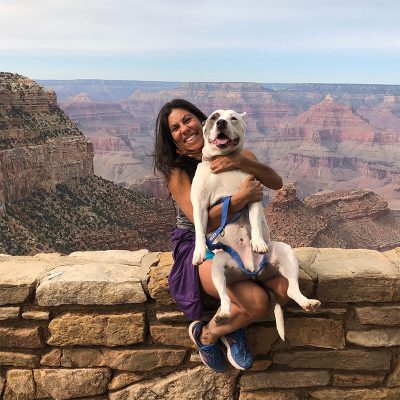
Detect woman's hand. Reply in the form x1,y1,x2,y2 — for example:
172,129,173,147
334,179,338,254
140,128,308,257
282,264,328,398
235,175,263,204
210,153,243,173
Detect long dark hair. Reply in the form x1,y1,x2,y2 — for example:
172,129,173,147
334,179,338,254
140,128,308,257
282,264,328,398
153,99,207,182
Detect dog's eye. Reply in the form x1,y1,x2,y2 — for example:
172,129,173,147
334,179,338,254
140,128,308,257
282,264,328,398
231,116,237,121
210,113,219,120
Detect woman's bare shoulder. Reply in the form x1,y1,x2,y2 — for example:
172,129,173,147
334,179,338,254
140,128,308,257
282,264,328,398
167,168,191,193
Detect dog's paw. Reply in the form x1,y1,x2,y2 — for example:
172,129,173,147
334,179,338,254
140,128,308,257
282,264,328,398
301,299,321,312
215,311,231,325
251,238,269,254
192,245,207,265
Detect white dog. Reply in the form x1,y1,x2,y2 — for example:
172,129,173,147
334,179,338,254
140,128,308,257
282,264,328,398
191,110,321,339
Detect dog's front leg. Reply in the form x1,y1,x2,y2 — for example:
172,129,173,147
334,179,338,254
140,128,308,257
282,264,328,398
248,202,269,253
192,195,209,265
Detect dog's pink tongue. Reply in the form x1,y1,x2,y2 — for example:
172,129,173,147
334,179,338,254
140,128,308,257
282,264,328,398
215,138,229,145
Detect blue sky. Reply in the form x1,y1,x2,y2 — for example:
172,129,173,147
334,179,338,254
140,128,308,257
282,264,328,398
0,0,399,84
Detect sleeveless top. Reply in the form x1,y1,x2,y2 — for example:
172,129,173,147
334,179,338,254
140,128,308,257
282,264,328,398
174,201,195,231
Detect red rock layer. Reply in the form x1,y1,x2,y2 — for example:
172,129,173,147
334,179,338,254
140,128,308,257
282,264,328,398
279,95,375,142
121,82,295,137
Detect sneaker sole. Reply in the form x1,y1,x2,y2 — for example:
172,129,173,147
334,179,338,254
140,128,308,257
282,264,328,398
188,320,202,347
220,336,246,370
188,321,210,368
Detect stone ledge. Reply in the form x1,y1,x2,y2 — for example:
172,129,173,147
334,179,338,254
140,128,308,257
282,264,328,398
309,248,400,302
0,246,399,400
36,250,153,306
0,250,156,307
1,247,399,308
0,259,54,305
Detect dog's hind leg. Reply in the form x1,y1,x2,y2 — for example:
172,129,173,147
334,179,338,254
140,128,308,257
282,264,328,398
211,252,234,325
248,202,269,253
270,242,321,312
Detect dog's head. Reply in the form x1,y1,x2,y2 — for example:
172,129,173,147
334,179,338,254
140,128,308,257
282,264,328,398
202,110,247,158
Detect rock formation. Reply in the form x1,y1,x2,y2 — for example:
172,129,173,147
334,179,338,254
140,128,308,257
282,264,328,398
270,95,400,204
0,73,94,212
357,95,400,132
128,175,169,199
266,184,400,250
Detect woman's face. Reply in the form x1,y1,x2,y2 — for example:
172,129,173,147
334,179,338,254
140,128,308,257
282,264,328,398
168,108,204,152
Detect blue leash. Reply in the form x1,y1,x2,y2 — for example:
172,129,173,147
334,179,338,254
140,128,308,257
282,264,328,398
206,196,268,277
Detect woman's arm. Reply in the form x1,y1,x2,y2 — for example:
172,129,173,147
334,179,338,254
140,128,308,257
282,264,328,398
168,168,262,233
210,149,283,190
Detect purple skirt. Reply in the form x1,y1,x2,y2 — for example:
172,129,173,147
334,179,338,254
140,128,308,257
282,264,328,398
169,227,204,320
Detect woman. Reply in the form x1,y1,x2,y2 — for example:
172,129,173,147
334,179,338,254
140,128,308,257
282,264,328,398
154,99,289,372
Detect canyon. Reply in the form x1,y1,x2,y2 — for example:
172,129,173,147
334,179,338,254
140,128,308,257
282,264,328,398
39,80,400,209
0,73,398,255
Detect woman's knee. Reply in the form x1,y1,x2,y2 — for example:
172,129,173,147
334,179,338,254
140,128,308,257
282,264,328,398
229,282,270,322
248,290,270,320
198,260,219,298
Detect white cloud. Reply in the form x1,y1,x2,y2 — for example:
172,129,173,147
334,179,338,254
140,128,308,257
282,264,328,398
0,0,398,53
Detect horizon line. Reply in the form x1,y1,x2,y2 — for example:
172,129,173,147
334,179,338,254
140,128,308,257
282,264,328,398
34,78,400,87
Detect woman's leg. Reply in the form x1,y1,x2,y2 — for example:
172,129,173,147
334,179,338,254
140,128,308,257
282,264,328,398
261,276,290,306
198,260,270,345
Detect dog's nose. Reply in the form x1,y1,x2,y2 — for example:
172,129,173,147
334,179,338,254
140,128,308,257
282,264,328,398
216,119,227,129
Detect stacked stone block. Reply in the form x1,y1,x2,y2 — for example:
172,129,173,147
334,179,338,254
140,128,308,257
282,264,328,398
0,247,399,399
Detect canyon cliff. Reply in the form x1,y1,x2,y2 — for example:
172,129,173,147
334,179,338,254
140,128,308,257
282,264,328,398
0,73,94,215
0,74,175,255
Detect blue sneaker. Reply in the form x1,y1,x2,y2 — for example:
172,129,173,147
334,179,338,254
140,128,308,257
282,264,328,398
220,329,253,370
188,321,228,373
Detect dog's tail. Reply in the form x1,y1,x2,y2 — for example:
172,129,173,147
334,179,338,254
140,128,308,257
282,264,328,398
269,290,285,341
274,303,285,341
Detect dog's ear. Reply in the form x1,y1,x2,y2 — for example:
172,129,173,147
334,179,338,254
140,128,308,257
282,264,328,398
239,112,247,119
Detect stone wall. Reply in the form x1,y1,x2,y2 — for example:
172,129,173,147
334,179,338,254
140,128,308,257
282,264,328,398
0,247,399,399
